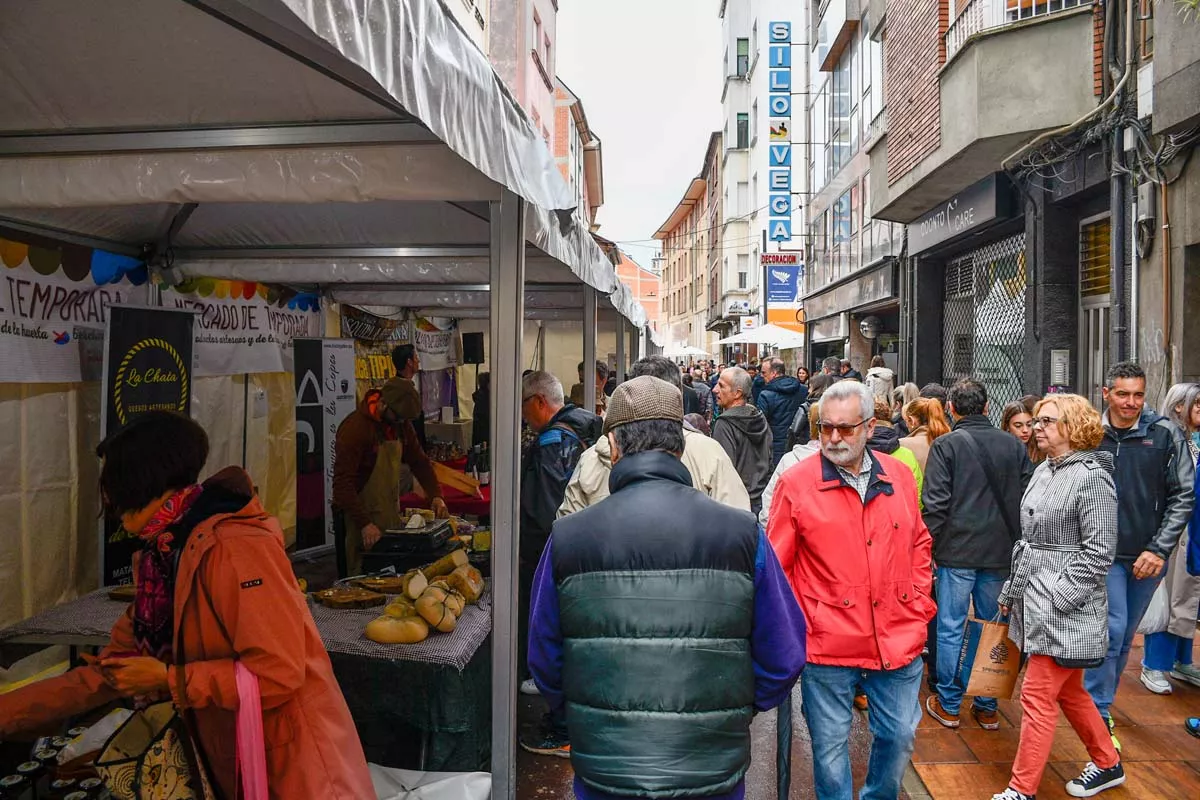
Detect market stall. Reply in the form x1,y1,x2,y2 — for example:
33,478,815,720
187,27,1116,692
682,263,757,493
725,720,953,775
0,0,651,795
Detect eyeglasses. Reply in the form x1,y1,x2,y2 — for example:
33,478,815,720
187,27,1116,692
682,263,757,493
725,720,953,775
1031,416,1060,428
818,419,868,436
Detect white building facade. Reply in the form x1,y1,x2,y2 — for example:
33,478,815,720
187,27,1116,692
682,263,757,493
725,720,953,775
715,0,809,344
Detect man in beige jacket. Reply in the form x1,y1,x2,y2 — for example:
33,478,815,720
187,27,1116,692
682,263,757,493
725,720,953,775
558,356,751,517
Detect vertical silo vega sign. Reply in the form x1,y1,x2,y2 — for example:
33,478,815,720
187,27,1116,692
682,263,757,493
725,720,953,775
768,21,793,243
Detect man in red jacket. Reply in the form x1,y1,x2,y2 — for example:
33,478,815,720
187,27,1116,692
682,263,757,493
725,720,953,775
767,380,935,800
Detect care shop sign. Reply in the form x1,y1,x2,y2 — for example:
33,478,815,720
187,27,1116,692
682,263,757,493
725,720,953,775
100,305,195,585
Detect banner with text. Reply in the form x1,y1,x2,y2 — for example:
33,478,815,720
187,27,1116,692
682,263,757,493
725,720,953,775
294,338,357,554
413,316,458,371
100,305,195,586
165,280,320,376
0,236,149,383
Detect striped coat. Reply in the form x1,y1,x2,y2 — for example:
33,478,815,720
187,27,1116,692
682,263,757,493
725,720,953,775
998,451,1117,662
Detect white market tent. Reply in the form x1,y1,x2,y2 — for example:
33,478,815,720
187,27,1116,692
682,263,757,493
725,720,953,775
0,0,652,793
717,323,807,348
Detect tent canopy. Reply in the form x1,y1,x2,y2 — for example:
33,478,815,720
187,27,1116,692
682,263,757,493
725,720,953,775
0,0,649,327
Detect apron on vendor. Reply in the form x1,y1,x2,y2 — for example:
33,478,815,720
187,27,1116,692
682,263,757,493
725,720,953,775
332,379,447,577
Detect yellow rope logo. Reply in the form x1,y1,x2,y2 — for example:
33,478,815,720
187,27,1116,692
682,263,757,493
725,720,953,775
113,337,189,425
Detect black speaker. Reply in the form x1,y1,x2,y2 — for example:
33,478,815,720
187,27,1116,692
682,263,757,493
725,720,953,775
462,332,485,365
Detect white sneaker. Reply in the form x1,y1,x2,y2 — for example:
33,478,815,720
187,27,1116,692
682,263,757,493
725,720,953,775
1139,668,1173,695
1171,662,1200,688
991,788,1035,800
519,678,541,696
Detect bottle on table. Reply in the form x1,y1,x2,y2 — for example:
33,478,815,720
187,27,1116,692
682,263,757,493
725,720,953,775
478,443,490,486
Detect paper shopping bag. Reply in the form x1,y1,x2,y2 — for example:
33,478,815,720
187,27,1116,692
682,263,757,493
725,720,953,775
965,619,1022,700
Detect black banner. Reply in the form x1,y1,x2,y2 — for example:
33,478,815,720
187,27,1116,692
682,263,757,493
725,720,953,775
100,306,194,586
293,338,327,552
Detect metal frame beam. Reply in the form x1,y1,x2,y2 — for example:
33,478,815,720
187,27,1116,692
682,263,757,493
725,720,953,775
0,216,143,258
488,189,525,800
329,282,581,293
176,246,491,260
0,121,437,157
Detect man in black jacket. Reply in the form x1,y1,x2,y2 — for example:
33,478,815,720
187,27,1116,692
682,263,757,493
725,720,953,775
518,370,601,695
757,356,808,467
922,379,1034,732
712,367,774,515
1085,361,1195,741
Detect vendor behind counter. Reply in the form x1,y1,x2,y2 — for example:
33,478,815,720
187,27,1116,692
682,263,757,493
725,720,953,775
332,384,448,577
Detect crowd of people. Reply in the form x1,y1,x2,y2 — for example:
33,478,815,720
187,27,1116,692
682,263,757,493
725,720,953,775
517,353,1200,800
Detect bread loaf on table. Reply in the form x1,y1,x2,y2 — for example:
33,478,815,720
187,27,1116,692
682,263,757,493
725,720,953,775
365,614,430,644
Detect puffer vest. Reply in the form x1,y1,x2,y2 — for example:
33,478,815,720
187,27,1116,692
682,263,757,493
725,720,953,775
551,451,759,798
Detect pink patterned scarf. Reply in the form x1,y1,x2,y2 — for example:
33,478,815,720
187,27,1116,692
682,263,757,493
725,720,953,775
133,485,203,660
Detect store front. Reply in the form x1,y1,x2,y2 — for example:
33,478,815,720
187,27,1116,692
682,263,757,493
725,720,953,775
803,260,900,375
907,173,1025,421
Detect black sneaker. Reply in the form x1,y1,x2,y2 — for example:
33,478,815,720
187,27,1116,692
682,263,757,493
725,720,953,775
519,716,571,758
1065,761,1125,797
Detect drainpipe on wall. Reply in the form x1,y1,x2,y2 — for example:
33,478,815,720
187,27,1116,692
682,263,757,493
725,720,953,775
1111,130,1128,363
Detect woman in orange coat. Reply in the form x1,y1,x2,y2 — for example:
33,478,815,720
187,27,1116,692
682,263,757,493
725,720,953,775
0,412,375,800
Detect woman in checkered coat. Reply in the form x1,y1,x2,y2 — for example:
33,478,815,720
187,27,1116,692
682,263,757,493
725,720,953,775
992,394,1125,800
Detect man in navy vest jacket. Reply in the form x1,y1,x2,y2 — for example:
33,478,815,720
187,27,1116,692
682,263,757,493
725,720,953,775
523,375,807,799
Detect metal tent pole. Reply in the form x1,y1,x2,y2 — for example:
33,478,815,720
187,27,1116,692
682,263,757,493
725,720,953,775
583,287,597,409
616,320,627,383
489,189,525,800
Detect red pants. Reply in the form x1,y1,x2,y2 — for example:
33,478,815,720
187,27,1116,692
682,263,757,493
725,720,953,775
1010,655,1120,795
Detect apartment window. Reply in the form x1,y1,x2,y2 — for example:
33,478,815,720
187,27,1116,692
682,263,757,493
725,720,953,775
738,271,748,289
736,113,749,148
737,38,750,76
1080,217,1113,298
737,254,749,289
809,78,829,192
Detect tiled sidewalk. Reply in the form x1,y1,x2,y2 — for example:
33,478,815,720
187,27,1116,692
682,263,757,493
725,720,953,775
912,636,1200,799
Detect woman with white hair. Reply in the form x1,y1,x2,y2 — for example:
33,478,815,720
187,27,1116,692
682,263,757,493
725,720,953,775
1140,382,1200,694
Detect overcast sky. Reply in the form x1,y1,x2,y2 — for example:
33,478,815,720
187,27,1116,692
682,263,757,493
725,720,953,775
556,0,723,271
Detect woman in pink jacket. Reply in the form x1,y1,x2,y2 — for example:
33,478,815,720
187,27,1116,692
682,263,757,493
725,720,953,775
0,412,375,799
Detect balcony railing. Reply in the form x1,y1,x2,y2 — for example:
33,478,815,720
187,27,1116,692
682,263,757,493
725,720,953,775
945,0,1088,60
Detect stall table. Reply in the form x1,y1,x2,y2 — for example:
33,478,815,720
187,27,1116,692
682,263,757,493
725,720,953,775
0,588,492,771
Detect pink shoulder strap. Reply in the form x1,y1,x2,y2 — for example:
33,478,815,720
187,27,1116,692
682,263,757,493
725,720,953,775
234,662,269,800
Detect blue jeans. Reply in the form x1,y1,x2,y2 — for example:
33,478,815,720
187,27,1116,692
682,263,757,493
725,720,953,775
801,657,923,800
1085,561,1164,720
934,567,1005,714
1143,631,1195,671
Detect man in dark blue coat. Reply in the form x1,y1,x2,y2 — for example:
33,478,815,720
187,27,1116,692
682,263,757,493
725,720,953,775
757,357,809,466
522,375,807,796
517,370,601,696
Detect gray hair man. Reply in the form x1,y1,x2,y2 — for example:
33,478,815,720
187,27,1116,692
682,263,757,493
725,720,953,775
766,378,933,800
808,355,843,402
711,367,774,515
558,356,749,516
517,370,602,698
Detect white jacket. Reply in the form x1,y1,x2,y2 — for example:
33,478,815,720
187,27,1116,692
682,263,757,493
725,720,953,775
758,442,822,526
558,427,751,517
865,367,895,403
